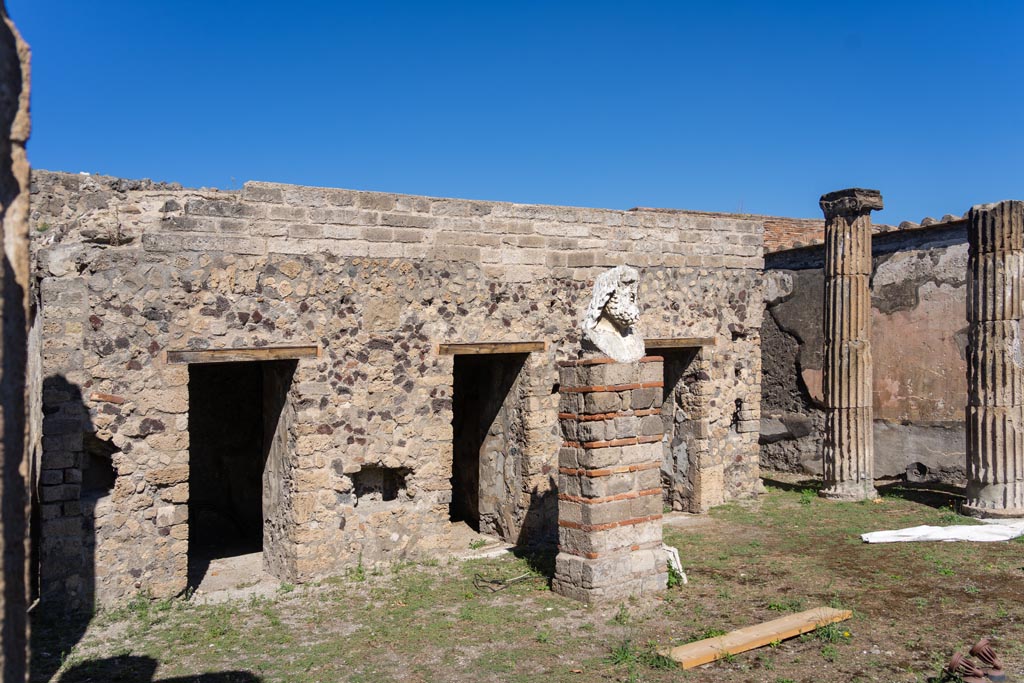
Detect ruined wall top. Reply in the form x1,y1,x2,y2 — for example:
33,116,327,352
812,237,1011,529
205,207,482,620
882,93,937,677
30,170,765,277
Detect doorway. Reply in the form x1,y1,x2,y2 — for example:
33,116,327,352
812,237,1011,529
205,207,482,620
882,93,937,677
187,360,295,589
450,353,528,540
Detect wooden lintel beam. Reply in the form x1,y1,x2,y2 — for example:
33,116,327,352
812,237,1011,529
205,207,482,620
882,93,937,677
437,341,547,355
166,345,320,365
644,337,717,349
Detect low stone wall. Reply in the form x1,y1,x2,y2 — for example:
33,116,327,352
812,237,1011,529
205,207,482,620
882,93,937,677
761,221,968,483
31,170,764,607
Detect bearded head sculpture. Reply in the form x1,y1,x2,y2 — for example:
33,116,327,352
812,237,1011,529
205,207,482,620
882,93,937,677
581,266,645,362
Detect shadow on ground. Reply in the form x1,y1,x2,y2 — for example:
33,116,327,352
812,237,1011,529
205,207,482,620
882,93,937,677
761,476,822,492
57,654,261,683
763,476,968,512
875,480,967,511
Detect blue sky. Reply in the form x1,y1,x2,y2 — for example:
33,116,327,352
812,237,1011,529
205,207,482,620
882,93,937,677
9,1,1024,223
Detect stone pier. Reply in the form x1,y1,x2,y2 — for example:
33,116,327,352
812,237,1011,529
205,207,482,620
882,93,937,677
965,200,1024,517
552,356,668,603
819,188,883,501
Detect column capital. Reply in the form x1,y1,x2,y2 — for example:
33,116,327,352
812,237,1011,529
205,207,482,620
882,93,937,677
819,188,884,220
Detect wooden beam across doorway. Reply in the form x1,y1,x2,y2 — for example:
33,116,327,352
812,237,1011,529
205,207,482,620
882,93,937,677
644,337,716,349
437,341,547,355
166,345,320,365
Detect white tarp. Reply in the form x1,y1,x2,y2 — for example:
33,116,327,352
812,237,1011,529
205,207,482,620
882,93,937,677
861,520,1024,544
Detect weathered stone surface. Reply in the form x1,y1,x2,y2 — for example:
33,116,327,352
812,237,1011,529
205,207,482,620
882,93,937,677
0,3,30,677
31,171,764,607
553,359,667,603
966,200,1024,517
820,189,881,501
762,229,969,481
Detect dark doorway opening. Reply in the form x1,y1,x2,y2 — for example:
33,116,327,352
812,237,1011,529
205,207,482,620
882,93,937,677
661,348,701,511
450,353,527,539
187,360,295,590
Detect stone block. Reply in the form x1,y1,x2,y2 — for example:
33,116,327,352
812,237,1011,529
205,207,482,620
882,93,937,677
559,392,583,414
635,466,661,491
559,519,661,555
559,445,583,468
145,465,189,486
576,445,624,469
559,473,583,498
575,419,612,443
639,362,662,385
630,387,660,410
638,414,664,437
581,471,635,498
629,493,662,519
583,391,623,414
603,415,632,440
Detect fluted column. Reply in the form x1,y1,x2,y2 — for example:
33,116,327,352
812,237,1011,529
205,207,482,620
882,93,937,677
965,200,1024,517
819,188,882,500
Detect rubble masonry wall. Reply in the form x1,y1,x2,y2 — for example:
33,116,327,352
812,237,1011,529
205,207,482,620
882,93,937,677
31,170,763,607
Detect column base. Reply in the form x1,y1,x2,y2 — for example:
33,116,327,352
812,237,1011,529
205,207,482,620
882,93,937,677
819,480,878,502
964,481,1024,518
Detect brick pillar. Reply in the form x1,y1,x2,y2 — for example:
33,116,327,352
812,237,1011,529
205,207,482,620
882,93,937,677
552,356,667,603
965,200,1024,517
819,188,882,501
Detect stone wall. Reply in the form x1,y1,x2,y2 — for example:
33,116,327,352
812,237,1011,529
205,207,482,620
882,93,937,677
762,221,968,483
30,170,763,607
0,2,29,678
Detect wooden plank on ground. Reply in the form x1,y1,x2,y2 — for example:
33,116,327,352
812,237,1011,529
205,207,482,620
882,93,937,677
660,607,852,669
166,345,319,365
437,341,546,355
644,337,717,349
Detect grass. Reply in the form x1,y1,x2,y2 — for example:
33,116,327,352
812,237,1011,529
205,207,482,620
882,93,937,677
33,484,1024,683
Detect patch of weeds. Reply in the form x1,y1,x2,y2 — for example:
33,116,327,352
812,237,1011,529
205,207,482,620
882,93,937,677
766,598,803,612
605,640,676,670
347,555,367,582
798,489,816,506
827,594,849,611
821,644,838,662
809,623,851,644
938,507,964,524
611,604,631,626
607,640,638,666
963,581,981,595
278,582,296,594
468,539,488,550
535,628,551,643
667,563,684,588
685,628,728,643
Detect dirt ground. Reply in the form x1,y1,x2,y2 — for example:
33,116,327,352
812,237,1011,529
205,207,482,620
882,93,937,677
30,478,1024,683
